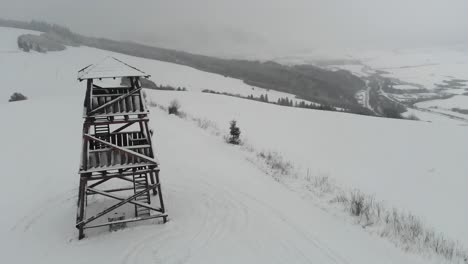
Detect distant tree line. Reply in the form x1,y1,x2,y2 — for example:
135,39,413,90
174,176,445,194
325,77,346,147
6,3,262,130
0,19,79,43
202,89,339,112
121,77,187,91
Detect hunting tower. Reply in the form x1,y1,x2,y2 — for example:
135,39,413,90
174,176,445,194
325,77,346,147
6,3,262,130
76,57,167,239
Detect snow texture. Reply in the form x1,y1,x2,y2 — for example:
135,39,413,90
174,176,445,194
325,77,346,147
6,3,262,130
0,26,466,264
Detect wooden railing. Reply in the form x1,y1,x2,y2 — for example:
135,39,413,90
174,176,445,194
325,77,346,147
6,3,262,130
85,132,154,169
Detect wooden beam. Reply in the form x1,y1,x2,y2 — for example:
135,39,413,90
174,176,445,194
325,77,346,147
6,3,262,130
88,168,157,180
76,184,158,227
89,88,141,116
88,178,111,188
80,163,156,174
87,186,160,212
89,145,151,153
85,117,149,126
76,177,88,239
83,214,167,229
87,187,135,194
155,171,166,213
84,134,158,165
112,121,136,134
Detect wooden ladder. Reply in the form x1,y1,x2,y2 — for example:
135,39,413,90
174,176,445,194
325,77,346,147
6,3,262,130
133,172,151,217
94,123,110,149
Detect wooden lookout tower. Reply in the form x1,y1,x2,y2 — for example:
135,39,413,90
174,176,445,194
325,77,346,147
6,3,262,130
76,57,167,239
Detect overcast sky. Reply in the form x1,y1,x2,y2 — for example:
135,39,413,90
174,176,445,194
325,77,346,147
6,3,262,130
2,0,468,57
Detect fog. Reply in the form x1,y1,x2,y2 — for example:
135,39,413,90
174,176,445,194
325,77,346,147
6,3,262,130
2,0,468,57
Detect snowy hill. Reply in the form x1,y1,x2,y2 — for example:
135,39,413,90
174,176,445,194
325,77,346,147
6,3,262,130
1,27,467,264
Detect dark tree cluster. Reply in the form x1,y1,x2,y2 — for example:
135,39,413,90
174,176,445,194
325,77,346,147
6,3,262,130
246,93,269,102
17,37,31,52
8,92,28,102
120,77,186,91
277,97,294,106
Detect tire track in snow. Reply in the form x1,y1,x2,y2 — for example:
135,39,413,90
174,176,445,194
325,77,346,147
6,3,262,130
120,179,250,264
10,188,76,232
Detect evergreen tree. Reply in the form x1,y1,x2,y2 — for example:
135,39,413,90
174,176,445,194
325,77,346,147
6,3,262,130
228,120,241,145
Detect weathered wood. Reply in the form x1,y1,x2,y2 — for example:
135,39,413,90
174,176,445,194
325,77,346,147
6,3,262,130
78,63,166,239
83,213,167,229
77,184,159,227
149,171,157,195
89,145,151,153
112,122,136,134
143,121,155,158
88,186,161,211
76,177,88,239
80,162,155,174
85,117,149,126
86,169,156,181
87,187,136,194
84,134,158,165
155,171,165,213
89,88,141,115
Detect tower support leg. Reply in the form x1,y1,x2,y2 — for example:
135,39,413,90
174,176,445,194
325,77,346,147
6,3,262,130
77,176,88,240
149,171,157,195
155,170,166,215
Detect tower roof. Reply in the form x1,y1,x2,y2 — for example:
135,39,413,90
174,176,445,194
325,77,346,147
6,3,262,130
77,57,150,81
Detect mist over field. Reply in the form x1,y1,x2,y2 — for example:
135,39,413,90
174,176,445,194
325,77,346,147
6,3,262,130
2,0,468,57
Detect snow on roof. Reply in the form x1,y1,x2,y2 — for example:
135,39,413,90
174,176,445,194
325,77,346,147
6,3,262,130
77,57,150,81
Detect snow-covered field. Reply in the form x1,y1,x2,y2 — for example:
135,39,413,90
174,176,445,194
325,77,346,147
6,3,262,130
149,91,468,245
416,95,468,110
276,47,468,122
277,47,468,91
1,26,467,263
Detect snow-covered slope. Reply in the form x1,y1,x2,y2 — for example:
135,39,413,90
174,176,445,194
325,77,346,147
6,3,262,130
1,26,467,263
0,27,309,106
0,96,434,264
149,91,468,247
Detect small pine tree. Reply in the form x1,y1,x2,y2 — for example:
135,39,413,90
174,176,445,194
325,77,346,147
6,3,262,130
228,120,241,145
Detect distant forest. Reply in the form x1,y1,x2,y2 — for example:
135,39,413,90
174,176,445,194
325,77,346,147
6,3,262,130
1,18,376,116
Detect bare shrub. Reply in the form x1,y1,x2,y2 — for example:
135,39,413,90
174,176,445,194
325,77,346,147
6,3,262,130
257,151,293,176
306,174,333,195
331,190,468,262
147,100,158,108
168,99,180,115
193,118,218,130
406,113,420,121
